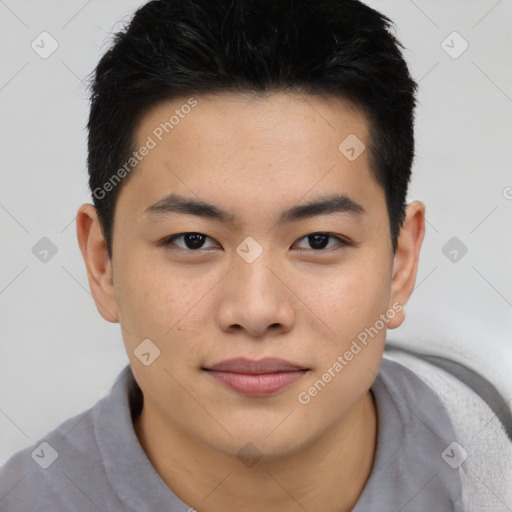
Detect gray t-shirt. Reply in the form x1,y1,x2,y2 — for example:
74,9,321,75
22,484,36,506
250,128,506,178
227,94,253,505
0,358,464,511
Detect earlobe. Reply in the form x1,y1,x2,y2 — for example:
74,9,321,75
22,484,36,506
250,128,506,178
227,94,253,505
387,200,426,330
76,203,119,323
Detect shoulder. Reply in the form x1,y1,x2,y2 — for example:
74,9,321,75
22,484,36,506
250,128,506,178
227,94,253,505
384,347,512,511
0,367,135,512
355,356,465,511
0,408,107,511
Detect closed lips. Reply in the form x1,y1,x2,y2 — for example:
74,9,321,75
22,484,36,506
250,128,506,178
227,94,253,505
203,358,309,397
203,357,308,374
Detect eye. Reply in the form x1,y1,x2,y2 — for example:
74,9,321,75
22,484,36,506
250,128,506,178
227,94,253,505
160,231,349,252
293,232,348,251
161,232,218,251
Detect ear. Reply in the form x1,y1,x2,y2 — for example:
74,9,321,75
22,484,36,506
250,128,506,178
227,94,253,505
76,203,119,323
387,201,426,329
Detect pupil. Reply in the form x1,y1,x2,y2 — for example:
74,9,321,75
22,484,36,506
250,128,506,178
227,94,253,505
309,234,328,250
185,233,205,249
181,234,330,250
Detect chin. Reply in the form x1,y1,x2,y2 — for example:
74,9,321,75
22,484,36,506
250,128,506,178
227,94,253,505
198,421,315,463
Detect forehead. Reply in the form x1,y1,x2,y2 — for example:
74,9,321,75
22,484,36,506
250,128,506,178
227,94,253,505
116,91,382,222
136,90,368,151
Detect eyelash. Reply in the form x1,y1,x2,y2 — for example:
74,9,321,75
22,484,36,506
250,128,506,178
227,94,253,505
159,232,350,252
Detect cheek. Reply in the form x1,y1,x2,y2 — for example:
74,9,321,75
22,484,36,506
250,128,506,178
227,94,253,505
303,258,391,335
114,253,214,356
294,266,389,423
296,258,391,400
113,254,174,343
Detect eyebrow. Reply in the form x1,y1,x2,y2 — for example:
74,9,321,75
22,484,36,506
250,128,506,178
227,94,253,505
143,192,365,225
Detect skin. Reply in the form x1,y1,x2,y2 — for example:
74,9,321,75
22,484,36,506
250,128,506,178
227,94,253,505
76,91,425,512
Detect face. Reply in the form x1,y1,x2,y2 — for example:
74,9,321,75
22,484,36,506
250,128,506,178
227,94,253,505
88,92,407,458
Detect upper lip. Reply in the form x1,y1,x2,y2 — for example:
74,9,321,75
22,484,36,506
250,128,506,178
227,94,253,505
204,358,307,374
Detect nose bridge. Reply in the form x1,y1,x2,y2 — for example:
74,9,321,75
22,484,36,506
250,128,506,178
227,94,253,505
232,241,280,301
217,240,295,336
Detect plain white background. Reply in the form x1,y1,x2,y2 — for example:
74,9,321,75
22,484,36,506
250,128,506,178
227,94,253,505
1,0,511,465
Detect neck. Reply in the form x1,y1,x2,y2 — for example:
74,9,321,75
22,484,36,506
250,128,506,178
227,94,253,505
134,390,377,512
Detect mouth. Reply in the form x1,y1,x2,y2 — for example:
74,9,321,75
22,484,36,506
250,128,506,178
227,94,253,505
202,358,309,397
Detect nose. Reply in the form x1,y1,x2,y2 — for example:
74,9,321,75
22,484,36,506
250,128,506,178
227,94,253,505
217,251,296,339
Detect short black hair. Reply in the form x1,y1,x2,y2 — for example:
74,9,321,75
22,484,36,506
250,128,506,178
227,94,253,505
87,0,418,259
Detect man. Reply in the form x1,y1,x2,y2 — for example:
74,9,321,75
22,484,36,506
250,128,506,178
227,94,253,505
1,0,510,511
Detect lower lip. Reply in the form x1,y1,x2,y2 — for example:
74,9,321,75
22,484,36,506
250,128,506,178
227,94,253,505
206,370,307,397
